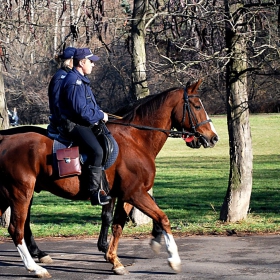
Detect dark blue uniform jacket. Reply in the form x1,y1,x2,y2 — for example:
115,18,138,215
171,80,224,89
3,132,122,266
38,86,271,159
59,68,104,126
48,67,69,126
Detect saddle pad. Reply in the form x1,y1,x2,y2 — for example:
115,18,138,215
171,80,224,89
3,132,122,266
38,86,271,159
56,146,81,177
53,139,68,152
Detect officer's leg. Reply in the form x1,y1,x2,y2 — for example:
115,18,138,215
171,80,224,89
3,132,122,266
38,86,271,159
70,125,111,205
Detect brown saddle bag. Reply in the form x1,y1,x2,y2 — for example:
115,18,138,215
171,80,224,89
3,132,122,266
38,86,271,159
56,146,81,177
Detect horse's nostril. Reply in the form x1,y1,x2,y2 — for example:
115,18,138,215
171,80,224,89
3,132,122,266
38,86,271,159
211,135,219,144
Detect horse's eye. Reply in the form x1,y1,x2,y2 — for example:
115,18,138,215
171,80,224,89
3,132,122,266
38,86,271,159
194,105,201,110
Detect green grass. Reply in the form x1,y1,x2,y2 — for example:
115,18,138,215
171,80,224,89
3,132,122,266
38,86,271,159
153,114,280,235
0,114,279,238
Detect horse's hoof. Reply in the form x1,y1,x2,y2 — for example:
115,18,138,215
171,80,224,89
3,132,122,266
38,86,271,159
150,239,161,254
36,271,52,278
39,255,53,264
113,266,129,275
168,260,182,273
34,268,52,278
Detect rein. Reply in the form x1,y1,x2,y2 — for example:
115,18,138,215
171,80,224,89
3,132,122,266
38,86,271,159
107,119,195,138
107,85,212,138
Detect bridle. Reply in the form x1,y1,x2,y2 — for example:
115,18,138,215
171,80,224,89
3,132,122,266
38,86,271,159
181,87,212,138
108,85,212,138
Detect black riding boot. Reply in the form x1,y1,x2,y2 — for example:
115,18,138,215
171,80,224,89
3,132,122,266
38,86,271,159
88,165,111,205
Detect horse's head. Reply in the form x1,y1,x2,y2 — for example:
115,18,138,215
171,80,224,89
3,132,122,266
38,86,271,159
172,79,219,148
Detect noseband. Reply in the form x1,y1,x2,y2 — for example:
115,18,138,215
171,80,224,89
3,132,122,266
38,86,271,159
181,87,212,138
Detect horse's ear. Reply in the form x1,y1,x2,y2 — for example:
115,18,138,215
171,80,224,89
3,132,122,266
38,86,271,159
187,79,203,93
193,79,203,92
197,79,203,87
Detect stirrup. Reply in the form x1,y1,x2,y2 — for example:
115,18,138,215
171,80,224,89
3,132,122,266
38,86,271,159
97,189,110,206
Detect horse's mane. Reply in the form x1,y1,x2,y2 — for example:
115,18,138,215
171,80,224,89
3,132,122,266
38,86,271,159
114,87,180,122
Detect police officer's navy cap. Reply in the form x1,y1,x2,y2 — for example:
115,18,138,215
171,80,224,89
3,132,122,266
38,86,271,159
74,48,100,62
59,47,76,59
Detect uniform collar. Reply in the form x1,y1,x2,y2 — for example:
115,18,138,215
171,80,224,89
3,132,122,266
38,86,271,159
72,68,90,84
61,66,72,73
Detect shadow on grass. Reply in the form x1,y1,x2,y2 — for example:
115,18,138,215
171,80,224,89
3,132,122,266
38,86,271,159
155,154,279,221
23,154,279,229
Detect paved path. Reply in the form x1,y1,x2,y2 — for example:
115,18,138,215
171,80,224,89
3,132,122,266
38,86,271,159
0,235,280,279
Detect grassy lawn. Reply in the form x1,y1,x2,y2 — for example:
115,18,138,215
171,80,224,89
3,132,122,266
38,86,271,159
154,114,280,235
0,114,279,238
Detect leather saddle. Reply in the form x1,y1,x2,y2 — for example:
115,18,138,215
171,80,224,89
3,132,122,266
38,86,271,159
50,127,119,178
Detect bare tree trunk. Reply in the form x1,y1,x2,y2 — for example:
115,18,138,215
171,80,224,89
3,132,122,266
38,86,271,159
130,205,152,225
0,63,9,129
0,207,10,228
131,0,149,99
220,2,253,222
0,61,11,227
129,0,151,225
53,5,60,55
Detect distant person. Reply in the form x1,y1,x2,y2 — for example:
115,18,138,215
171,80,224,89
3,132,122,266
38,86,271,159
7,108,13,124
8,107,19,126
47,47,76,138
12,108,19,125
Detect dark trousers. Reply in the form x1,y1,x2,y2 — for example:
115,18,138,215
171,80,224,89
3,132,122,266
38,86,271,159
70,125,103,167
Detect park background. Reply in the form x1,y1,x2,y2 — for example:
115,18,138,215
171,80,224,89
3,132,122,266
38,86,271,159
1,1,280,124
0,1,279,237
0,114,279,238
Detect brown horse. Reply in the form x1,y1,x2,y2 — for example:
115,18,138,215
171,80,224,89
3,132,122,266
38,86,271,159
0,80,218,277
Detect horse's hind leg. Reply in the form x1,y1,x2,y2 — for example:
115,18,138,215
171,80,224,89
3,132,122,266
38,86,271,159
9,188,51,278
25,196,53,263
106,200,132,275
98,197,116,253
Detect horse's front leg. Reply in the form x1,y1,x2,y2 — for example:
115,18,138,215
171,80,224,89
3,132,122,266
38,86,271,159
150,216,163,254
25,197,53,263
106,200,132,275
9,193,51,278
133,192,181,273
98,197,116,253
129,194,163,254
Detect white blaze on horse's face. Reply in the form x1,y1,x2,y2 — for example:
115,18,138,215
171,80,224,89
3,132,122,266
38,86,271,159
200,99,219,139
196,99,219,148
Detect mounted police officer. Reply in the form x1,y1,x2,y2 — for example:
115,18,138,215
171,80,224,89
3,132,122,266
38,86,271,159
47,47,76,138
59,48,112,206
